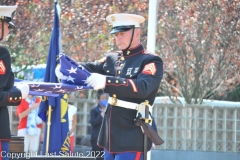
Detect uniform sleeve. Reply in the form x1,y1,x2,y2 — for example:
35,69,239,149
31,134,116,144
81,57,105,74
0,47,22,107
0,47,11,88
104,57,163,99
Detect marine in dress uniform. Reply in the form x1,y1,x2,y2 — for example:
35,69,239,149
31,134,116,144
83,14,164,160
55,13,163,160
0,5,29,160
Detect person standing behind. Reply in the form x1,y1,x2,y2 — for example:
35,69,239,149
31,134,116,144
68,102,77,153
89,90,109,160
0,5,29,159
16,95,42,153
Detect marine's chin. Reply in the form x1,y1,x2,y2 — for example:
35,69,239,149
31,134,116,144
117,44,127,51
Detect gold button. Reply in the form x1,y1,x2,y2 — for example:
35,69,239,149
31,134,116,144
127,51,130,55
108,80,111,83
15,97,17,100
120,64,123,67
123,81,126,83
10,97,12,100
118,71,121,74
113,94,116,98
19,97,22,99
116,80,119,83
107,70,109,72
121,57,125,61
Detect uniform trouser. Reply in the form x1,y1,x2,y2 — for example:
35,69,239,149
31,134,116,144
104,150,143,160
0,140,9,160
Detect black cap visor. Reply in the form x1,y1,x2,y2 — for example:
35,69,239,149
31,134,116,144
8,21,15,29
110,25,136,34
0,16,15,29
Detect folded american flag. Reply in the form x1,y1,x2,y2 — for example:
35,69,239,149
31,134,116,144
59,53,91,85
14,81,91,97
14,53,92,97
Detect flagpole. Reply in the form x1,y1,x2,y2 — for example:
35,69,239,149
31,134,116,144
45,0,58,154
46,105,52,154
45,0,58,155
147,0,158,159
38,0,68,155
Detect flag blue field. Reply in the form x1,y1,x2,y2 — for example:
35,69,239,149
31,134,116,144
38,1,70,155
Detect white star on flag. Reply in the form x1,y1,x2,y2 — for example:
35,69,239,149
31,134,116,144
57,89,67,93
67,67,77,74
76,86,83,90
34,89,45,92
29,84,41,87
52,85,62,89
67,75,75,83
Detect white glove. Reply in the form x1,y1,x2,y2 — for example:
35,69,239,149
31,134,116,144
86,73,106,90
16,83,29,99
55,65,68,80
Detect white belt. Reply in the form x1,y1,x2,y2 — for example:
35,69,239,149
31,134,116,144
108,97,138,110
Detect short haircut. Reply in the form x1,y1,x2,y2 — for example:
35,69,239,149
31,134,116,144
97,90,108,99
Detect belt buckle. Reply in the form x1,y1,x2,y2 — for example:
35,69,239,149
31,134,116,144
111,96,118,106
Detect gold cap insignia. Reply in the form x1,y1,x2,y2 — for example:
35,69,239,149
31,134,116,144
111,16,115,22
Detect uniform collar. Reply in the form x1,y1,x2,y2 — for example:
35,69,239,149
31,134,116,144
122,43,144,56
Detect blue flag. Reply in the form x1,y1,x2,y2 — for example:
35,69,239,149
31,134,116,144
38,1,70,155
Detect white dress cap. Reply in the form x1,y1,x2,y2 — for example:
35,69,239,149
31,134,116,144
0,5,17,18
106,13,145,27
0,5,18,29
